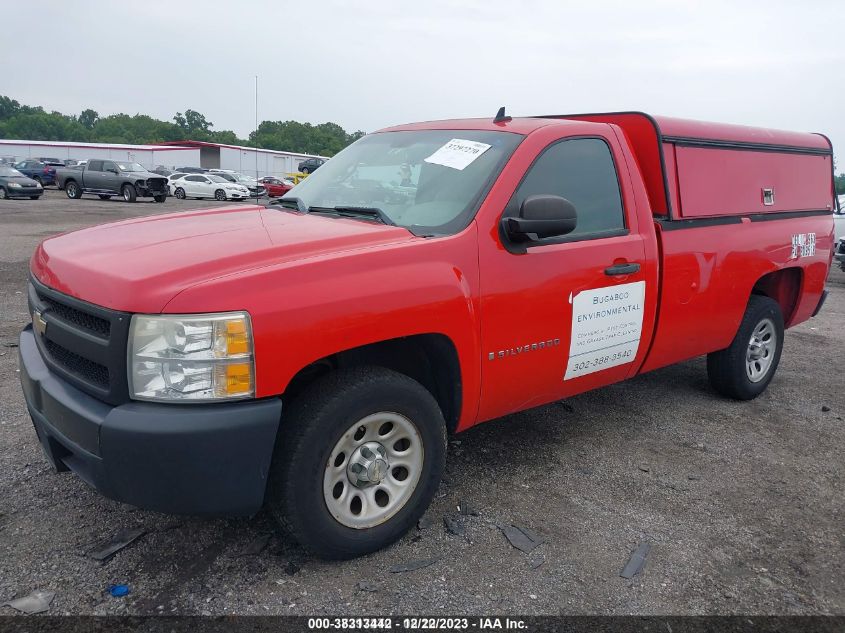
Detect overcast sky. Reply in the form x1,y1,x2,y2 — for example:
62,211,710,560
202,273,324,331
4,0,844,166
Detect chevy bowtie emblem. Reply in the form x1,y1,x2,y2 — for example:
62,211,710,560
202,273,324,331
33,310,47,336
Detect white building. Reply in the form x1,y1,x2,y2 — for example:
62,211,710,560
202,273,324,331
154,140,325,179
0,139,199,170
0,138,325,179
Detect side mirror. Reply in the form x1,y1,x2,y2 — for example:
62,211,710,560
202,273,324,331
502,194,577,242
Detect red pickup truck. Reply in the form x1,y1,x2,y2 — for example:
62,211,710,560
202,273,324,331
19,111,836,559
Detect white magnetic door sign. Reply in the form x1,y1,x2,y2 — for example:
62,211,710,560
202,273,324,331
564,281,646,380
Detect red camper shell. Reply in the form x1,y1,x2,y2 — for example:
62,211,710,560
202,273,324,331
555,112,836,220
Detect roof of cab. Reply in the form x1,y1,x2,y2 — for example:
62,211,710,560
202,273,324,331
377,117,575,135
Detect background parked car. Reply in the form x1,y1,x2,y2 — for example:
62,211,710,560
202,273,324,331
259,176,294,197
13,160,58,186
152,166,174,177
297,157,325,174
211,171,266,197
0,166,43,200
169,174,250,201
175,166,207,174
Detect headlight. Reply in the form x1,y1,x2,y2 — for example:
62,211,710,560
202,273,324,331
9,182,22,188
128,312,254,402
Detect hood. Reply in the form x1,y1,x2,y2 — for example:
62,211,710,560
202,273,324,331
31,205,415,312
125,169,166,180
3,174,38,186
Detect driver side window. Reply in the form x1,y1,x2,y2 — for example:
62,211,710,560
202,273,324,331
506,138,626,242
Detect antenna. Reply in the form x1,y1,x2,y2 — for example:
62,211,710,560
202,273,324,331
494,106,512,124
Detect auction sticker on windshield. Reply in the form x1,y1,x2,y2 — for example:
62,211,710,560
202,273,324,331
564,281,645,380
424,139,492,170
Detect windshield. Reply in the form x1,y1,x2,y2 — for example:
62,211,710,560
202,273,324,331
280,130,521,235
208,175,229,183
0,167,25,177
117,162,145,172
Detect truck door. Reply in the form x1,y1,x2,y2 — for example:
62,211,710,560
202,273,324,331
85,160,105,190
100,160,120,193
477,134,648,421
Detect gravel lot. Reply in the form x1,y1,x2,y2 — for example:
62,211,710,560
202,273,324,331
0,189,843,616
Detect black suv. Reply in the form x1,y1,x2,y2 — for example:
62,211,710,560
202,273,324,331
297,157,325,174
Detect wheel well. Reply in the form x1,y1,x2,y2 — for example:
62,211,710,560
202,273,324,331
752,267,802,324
284,334,462,432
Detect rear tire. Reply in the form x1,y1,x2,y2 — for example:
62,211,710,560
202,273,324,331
266,366,447,559
33,176,43,186
301,167,310,174
122,184,137,203
65,181,82,199
153,194,166,203
707,295,784,400
98,194,112,200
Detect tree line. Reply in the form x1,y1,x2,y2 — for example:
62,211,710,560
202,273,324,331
0,96,365,157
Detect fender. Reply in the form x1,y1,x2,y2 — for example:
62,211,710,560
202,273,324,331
163,224,484,429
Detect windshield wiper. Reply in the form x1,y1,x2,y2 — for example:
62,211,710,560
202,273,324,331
274,197,309,213
311,206,395,226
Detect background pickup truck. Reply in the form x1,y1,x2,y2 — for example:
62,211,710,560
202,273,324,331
55,159,168,202
19,111,836,559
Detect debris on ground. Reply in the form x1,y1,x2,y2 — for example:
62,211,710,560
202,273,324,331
444,516,466,536
389,557,441,573
2,342,19,348
821,405,831,412
88,527,146,562
242,533,272,556
688,474,701,480
356,581,378,592
498,524,545,553
528,554,546,569
621,542,651,579
458,501,479,516
284,561,301,576
3,590,55,614
108,584,130,598
639,465,650,473
417,516,434,530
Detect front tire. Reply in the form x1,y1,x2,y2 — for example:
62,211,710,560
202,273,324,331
122,184,137,203
214,189,227,201
266,366,447,559
301,167,310,174
0,187,8,199
65,181,82,199
707,295,784,400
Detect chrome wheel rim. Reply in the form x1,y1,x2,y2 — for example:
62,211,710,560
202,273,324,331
746,317,776,383
66,184,76,197
176,188,184,199
123,188,130,201
216,190,225,200
323,412,423,529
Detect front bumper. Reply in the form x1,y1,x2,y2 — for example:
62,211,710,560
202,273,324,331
6,186,42,197
19,326,282,516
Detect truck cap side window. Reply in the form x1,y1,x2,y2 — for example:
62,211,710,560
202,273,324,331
504,137,626,245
